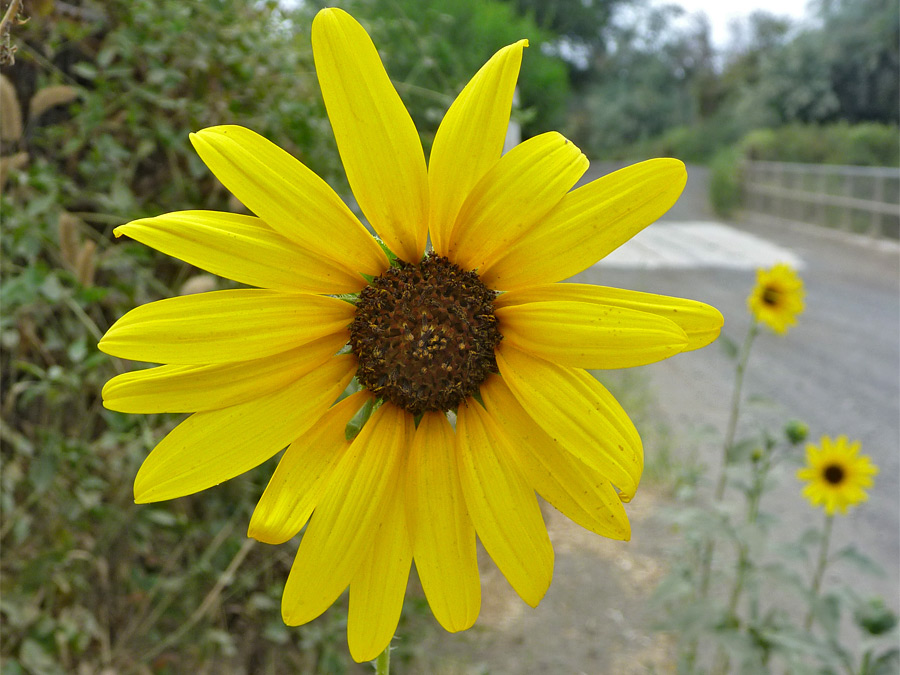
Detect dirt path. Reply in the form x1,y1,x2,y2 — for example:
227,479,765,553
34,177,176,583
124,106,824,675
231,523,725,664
409,486,678,675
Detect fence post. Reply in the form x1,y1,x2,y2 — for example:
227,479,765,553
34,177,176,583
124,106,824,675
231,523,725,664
871,174,885,238
841,173,852,233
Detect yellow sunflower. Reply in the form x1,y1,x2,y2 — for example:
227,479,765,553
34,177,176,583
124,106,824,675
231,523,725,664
797,435,878,515
747,263,805,334
98,7,724,662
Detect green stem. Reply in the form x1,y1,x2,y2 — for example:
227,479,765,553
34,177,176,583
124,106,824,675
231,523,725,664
714,319,759,501
804,514,835,631
713,452,771,675
375,643,390,675
696,319,760,608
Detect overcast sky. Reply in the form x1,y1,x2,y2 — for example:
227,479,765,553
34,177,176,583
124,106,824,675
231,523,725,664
665,0,812,46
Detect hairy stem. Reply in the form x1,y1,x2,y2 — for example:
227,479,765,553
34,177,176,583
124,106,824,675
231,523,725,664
804,514,835,631
375,643,391,675
715,319,759,501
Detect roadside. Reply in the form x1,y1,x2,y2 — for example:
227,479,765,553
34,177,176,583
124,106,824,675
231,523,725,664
408,480,680,675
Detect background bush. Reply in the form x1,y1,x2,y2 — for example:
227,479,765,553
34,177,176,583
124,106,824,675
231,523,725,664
2,1,370,672
739,123,900,166
1,0,575,671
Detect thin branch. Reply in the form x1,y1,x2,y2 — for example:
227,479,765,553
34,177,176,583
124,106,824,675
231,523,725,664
0,0,23,39
136,537,256,665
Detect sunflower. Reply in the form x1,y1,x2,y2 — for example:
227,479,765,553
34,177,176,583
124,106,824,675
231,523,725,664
797,435,878,515
747,263,805,334
99,7,723,662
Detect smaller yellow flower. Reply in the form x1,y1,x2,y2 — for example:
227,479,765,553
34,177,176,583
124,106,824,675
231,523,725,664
797,435,878,515
747,263,805,334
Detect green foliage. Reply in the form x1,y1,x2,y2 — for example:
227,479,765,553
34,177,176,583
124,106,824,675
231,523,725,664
813,0,900,125
655,421,899,673
653,318,898,673
1,0,368,672
0,0,576,669
498,0,626,50
574,6,714,159
19,0,342,217
740,123,900,166
573,0,898,163
303,0,571,142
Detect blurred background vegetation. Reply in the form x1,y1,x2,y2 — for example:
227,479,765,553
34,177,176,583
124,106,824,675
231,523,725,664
1,0,897,672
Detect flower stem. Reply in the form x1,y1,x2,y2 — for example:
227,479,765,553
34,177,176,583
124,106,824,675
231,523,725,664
714,319,759,501
804,514,835,631
698,319,760,598
375,643,391,675
685,320,759,670
712,449,772,675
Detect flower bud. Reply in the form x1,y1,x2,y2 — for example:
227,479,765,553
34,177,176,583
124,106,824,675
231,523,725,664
784,420,808,445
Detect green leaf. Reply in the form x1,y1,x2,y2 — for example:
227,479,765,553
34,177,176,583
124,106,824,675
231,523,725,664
811,593,841,638
27,452,58,494
70,62,98,80
761,625,821,658
719,333,739,359
20,639,64,675
864,649,900,675
726,436,759,464
345,398,376,441
832,545,885,577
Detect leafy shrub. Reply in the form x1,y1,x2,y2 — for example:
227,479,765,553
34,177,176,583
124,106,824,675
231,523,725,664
740,123,900,166
0,1,370,672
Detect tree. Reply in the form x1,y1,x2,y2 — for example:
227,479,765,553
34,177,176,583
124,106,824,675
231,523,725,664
812,0,899,124
299,0,571,140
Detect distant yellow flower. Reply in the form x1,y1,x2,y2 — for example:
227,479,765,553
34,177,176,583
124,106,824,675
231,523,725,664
98,7,723,662
747,263,805,334
798,435,878,515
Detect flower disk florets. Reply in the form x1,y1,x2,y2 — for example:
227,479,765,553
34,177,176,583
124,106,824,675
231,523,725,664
761,286,780,305
823,464,845,485
349,253,502,415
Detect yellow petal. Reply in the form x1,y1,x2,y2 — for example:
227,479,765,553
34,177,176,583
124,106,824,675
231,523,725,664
347,490,412,663
495,343,642,501
447,132,588,271
99,290,355,365
102,332,348,414
480,376,630,540
496,283,723,352
133,354,356,503
481,159,687,290
312,8,428,262
428,40,527,255
282,403,412,626
456,401,553,607
115,211,366,294
189,125,388,276
248,391,371,545
406,412,480,632
495,300,688,369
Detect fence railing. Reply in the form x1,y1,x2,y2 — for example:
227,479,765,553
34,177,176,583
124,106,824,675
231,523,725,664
742,160,900,239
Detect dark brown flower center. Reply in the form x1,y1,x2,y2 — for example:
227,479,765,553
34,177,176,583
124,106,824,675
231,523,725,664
349,253,502,415
823,464,845,485
762,286,780,305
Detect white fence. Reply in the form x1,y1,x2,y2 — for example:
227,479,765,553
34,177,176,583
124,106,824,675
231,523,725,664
742,161,900,239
